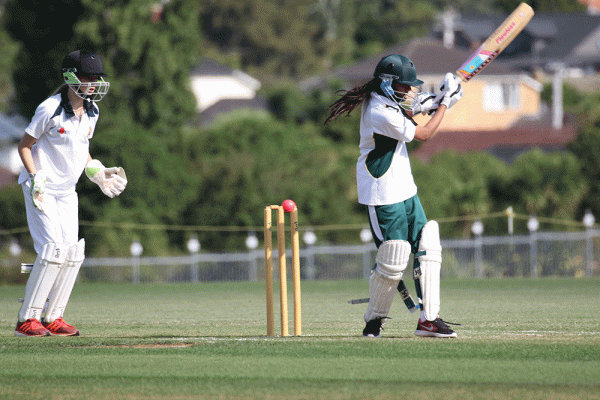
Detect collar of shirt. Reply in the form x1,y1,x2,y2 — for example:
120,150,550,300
52,90,99,119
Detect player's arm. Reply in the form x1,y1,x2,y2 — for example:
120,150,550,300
414,73,463,142
414,104,447,142
18,133,38,174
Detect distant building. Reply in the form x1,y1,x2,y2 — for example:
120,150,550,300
188,59,268,126
433,9,600,90
308,9,598,162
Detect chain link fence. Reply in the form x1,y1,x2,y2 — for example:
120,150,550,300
77,229,599,283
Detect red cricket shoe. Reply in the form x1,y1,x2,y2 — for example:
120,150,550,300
15,318,51,337
42,317,80,336
414,317,458,338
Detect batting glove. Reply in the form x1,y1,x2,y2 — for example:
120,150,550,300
439,72,463,109
411,92,438,115
29,170,46,212
85,159,128,198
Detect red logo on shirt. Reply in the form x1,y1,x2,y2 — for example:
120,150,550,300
58,127,65,134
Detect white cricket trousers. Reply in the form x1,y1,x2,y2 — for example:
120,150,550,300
22,182,79,253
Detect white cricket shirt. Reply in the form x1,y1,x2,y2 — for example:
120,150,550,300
356,92,418,205
18,92,99,195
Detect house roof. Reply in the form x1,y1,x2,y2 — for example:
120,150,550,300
444,12,600,68
412,110,578,163
191,58,237,76
188,58,266,125
533,14,600,65
192,97,268,126
319,38,513,88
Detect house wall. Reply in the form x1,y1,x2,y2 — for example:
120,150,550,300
414,75,542,131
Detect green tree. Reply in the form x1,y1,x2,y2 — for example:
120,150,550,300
489,148,586,227
199,0,326,83
184,111,362,251
0,24,20,112
80,110,200,256
1,0,202,256
412,150,507,237
567,91,600,220
199,0,438,81
74,0,200,135
2,0,85,117
351,0,436,59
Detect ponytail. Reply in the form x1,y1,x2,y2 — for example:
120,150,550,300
325,78,379,124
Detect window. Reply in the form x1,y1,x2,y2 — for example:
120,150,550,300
483,83,520,111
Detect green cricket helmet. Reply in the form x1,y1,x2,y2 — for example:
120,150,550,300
374,54,423,86
374,54,423,108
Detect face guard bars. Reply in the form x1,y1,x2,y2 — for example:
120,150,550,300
379,74,421,111
63,69,110,102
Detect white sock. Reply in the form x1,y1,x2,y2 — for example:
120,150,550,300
420,311,438,322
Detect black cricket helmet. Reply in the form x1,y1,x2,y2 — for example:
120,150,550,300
61,50,109,101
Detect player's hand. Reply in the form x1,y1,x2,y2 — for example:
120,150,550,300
105,167,127,197
86,160,128,198
439,72,463,109
411,92,438,115
29,170,46,212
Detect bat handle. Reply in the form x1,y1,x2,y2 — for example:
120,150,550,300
428,74,460,115
427,92,444,116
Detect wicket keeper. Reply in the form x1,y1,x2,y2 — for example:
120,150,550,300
14,50,127,337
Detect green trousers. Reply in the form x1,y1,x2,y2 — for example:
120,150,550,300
366,194,428,253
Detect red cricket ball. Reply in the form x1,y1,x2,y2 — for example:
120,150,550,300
281,199,296,213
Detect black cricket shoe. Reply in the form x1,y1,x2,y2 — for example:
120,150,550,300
362,317,389,338
414,317,459,338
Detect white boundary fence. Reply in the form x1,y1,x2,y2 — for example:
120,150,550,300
81,229,599,283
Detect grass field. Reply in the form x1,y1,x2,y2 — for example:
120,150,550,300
1,278,599,399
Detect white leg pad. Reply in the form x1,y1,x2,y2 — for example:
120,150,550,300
45,239,85,323
364,240,411,322
18,242,67,322
418,221,442,321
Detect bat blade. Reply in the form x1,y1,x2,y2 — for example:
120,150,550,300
457,2,534,82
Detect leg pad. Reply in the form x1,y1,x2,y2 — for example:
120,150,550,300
18,242,67,322
364,240,411,322
418,221,442,321
45,239,85,323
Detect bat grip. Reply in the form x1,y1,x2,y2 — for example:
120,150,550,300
428,74,460,115
427,92,444,116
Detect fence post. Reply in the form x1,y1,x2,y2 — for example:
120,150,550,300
187,234,201,283
130,238,143,284
583,210,595,277
360,228,374,280
303,230,317,280
245,232,259,282
472,220,484,278
527,215,539,277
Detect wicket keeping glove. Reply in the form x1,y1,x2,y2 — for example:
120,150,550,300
85,159,128,198
439,72,463,109
411,92,438,115
29,170,46,212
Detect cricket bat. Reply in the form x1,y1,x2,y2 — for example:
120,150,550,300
456,2,535,82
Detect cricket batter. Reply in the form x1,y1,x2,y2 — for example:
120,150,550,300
15,50,127,336
325,54,462,337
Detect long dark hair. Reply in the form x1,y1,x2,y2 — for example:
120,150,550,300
325,78,380,124
52,84,69,96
